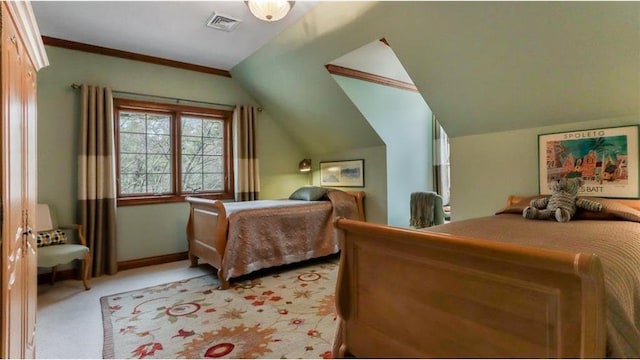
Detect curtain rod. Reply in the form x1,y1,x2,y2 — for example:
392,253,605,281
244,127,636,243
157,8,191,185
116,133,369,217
69,83,262,111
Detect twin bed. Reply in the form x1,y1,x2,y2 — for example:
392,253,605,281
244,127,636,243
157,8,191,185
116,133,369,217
186,189,639,358
185,187,364,290
333,196,640,358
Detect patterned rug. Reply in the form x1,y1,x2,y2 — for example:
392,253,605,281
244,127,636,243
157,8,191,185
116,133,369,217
100,259,339,359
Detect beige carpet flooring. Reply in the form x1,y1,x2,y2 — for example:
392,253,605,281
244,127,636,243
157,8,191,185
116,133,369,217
36,260,214,359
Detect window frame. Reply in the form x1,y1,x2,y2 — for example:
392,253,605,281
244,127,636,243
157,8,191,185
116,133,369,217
114,98,234,206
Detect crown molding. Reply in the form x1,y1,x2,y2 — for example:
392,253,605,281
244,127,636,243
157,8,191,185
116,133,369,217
325,64,418,92
4,2,49,70
42,36,231,78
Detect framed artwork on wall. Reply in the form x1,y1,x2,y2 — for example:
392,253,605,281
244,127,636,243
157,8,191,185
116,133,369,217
538,125,639,198
320,159,365,187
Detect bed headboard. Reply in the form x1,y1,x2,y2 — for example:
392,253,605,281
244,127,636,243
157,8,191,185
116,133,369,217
345,191,366,221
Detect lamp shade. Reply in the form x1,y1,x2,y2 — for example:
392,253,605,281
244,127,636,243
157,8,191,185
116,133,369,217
247,0,293,22
298,159,311,172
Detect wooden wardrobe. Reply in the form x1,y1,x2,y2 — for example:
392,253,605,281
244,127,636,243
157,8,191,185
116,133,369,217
0,1,48,358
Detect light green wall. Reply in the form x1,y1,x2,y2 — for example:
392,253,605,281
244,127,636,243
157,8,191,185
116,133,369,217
41,39,637,264
310,145,387,225
230,2,384,155
332,76,433,227
450,115,639,221
37,46,305,262
255,111,309,200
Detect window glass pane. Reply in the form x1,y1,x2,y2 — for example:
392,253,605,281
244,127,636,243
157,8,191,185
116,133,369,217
119,112,145,133
116,100,231,201
120,133,146,154
147,116,170,135
147,134,171,154
182,117,202,136
147,174,171,193
202,156,221,173
181,137,202,155
147,154,171,174
182,155,202,173
120,154,146,174
182,172,203,192
203,120,223,138
202,138,224,156
203,173,224,191
120,174,147,195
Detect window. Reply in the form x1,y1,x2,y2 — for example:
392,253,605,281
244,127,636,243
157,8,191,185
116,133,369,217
115,99,234,205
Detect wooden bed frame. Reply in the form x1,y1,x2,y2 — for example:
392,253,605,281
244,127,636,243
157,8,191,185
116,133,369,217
332,196,640,358
185,191,365,290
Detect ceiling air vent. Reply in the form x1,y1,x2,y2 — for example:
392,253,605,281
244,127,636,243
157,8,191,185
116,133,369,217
206,12,242,32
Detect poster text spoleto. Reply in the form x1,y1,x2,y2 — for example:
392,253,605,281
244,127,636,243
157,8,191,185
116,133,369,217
538,125,639,198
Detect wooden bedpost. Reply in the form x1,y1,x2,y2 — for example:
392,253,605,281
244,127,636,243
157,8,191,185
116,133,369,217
185,197,230,288
345,191,366,221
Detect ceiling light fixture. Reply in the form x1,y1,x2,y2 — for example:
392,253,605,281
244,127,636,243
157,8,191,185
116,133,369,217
247,0,294,22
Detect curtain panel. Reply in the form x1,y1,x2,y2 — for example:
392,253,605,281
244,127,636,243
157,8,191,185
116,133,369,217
234,105,260,201
78,84,118,276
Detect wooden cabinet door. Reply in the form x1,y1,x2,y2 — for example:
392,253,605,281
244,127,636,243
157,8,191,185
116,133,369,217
22,55,38,359
0,5,31,358
0,2,46,358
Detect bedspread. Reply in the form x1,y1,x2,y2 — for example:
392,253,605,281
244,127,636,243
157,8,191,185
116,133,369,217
428,208,640,357
221,189,359,282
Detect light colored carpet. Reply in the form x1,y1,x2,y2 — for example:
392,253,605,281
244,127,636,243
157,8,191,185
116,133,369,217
100,259,338,359
36,260,213,359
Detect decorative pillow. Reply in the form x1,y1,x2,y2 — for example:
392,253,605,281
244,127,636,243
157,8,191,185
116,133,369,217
289,186,327,201
574,197,640,222
495,195,548,215
573,207,619,221
36,229,67,247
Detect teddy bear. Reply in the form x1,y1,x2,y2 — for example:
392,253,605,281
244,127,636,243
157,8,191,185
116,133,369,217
523,177,602,222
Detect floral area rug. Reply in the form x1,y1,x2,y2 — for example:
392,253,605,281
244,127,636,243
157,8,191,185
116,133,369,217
100,259,339,359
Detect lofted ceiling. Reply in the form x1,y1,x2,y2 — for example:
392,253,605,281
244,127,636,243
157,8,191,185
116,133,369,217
32,1,640,156
231,1,640,153
31,1,318,70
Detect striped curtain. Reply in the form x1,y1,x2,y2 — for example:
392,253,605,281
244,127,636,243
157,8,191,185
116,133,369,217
78,84,118,276
234,105,260,201
432,116,451,206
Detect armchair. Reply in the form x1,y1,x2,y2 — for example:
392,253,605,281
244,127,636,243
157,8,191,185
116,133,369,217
36,203,91,290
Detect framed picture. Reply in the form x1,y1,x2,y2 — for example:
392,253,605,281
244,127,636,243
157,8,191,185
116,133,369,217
538,125,639,198
320,159,365,187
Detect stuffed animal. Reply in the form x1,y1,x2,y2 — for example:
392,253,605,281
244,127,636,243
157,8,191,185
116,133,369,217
523,177,602,222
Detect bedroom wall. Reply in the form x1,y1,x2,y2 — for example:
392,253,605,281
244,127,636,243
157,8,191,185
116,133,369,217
450,115,639,221
331,76,433,227
37,46,307,262
309,145,387,225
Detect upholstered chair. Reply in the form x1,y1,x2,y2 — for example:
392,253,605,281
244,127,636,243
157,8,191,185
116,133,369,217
36,203,91,290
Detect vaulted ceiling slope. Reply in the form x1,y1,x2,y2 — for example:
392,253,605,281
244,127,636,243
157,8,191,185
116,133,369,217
231,1,640,154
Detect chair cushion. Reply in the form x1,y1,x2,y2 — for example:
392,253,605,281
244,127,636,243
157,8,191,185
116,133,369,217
37,244,89,268
36,229,67,247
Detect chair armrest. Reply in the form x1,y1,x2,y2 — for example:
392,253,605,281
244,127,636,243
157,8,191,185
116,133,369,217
57,224,87,246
